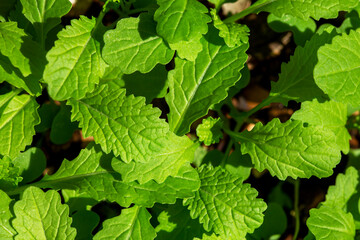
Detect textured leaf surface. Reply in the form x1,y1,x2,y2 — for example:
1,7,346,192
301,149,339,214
292,99,350,154
103,13,174,74
166,27,248,135
169,36,203,61
12,187,76,240
314,29,360,108
154,0,211,44
94,205,156,240
39,144,200,207
270,27,338,104
68,81,195,170
0,190,16,240
211,9,249,47
0,91,40,158
0,156,22,191
237,118,341,180
245,0,358,20
196,117,223,146
0,22,31,77
154,200,206,240
184,166,266,239
324,167,359,210
43,16,101,100
307,206,355,240
20,0,72,45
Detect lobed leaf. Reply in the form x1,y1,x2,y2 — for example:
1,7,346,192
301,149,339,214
166,26,248,135
12,187,76,240
184,166,266,239
244,0,359,20
0,190,16,240
43,16,102,101
269,26,338,105
38,144,200,207
0,156,22,191
154,0,211,44
19,0,72,46
291,99,351,154
196,117,223,146
314,29,360,108
94,205,156,240
307,206,355,240
103,13,174,74
237,118,341,180
0,91,40,158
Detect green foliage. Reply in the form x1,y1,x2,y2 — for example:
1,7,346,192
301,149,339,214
1,0,360,239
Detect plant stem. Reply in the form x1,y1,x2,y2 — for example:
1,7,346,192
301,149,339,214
293,179,300,240
220,122,242,167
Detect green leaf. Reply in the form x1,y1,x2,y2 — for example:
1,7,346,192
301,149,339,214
235,118,341,180
0,91,40,158
184,166,266,239
314,29,360,108
12,186,76,240
112,65,168,104
339,6,360,33
224,143,252,180
50,104,78,144
0,156,22,191
0,190,16,240
196,117,223,146
291,99,350,154
68,82,195,170
244,0,359,20
169,36,203,61
211,9,249,47
94,205,156,240
267,13,316,46
154,0,211,44
19,0,72,46
307,206,356,240
194,233,223,240
43,16,102,101
37,144,200,207
166,26,248,135
0,22,32,77
324,167,359,210
154,200,207,240
71,210,99,240
13,147,46,184
0,0,16,20
102,13,174,74
208,0,237,8
269,26,338,105
35,101,60,132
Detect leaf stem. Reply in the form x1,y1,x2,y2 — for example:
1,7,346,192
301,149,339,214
220,122,242,167
293,179,301,240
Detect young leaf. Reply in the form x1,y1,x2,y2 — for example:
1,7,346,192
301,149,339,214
0,91,40,158
68,81,195,169
93,205,156,240
307,206,356,240
323,167,359,210
236,118,341,180
166,26,248,135
43,16,102,101
154,0,211,44
102,13,174,74
19,0,72,46
243,0,358,20
269,26,338,105
0,156,22,191
169,36,203,61
211,9,249,47
154,200,207,240
12,186,76,240
0,22,32,77
292,99,351,154
184,166,266,239
314,29,360,108
0,190,16,240
196,117,223,146
13,147,46,184
37,144,200,207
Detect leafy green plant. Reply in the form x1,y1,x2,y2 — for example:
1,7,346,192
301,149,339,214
1,0,360,239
